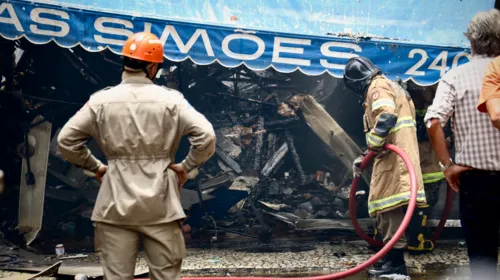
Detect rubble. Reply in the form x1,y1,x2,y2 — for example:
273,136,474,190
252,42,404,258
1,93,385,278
299,95,371,186
284,130,307,186
258,201,289,211
215,148,243,174
261,143,288,177
1,39,375,246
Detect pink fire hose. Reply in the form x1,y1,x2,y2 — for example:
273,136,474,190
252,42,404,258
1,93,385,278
350,145,454,247
137,144,418,280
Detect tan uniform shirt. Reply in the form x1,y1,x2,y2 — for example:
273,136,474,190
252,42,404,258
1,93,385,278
363,76,426,217
57,71,216,225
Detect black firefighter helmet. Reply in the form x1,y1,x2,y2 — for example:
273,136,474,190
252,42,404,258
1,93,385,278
343,57,382,96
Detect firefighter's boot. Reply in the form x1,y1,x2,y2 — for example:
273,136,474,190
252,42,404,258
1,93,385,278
368,227,384,253
367,228,385,269
367,248,408,277
407,206,434,255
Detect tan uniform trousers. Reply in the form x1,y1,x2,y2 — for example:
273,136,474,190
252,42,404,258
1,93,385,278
94,221,186,280
376,207,407,249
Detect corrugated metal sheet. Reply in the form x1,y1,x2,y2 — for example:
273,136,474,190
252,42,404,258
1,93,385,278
18,116,52,246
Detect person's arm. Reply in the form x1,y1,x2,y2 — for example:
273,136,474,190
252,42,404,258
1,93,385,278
427,119,452,166
57,102,103,172
425,79,470,191
486,97,500,130
177,99,216,172
424,80,456,164
365,83,398,151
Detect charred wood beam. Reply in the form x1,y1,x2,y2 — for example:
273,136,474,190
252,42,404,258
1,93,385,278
253,116,265,170
240,70,290,85
212,121,237,129
61,49,103,86
215,147,243,174
241,114,259,125
0,40,16,91
266,133,278,159
261,84,298,91
261,142,288,177
214,92,277,107
100,52,122,67
265,116,300,127
237,84,260,96
299,96,371,185
211,116,300,130
200,172,233,190
284,130,307,185
215,80,235,94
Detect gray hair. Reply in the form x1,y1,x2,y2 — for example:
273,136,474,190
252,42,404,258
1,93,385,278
465,9,500,57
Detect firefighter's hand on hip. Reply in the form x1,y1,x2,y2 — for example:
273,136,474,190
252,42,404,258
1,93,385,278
95,165,108,183
169,163,188,190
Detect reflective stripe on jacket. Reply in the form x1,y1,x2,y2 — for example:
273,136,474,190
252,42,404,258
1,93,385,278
418,141,445,184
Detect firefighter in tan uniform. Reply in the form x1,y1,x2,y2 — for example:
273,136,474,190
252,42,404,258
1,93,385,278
57,32,216,280
406,82,445,207
344,57,429,277
405,82,446,255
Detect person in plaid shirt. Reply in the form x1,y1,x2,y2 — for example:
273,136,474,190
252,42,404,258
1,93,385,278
425,9,500,279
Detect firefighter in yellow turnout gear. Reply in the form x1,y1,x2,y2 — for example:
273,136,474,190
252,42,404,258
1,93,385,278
404,81,445,254
406,81,445,205
344,57,431,277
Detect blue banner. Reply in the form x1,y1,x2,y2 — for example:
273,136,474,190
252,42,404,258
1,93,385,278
0,0,472,85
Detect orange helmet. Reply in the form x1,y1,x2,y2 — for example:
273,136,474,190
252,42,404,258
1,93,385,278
122,32,164,63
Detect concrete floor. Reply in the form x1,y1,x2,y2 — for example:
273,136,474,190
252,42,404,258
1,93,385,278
181,239,472,279
0,238,483,279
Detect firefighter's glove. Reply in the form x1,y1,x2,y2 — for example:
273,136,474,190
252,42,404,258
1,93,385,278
352,155,364,178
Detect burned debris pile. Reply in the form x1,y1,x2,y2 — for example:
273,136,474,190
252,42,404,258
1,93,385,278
170,62,371,239
0,39,370,246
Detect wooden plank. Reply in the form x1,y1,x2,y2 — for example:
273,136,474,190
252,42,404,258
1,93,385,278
299,96,371,186
18,116,52,246
27,261,62,279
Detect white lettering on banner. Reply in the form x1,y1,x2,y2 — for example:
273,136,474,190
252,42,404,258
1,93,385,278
272,37,311,66
406,49,471,77
30,8,70,37
94,17,134,46
405,49,428,76
222,34,265,60
0,3,24,32
428,51,449,77
453,52,472,68
320,42,362,69
143,22,152,33
159,25,214,56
